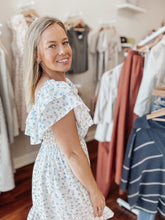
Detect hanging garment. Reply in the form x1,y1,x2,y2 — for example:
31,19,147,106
67,25,89,74
0,97,15,192
96,49,144,197
94,27,121,99
97,27,121,80
88,29,100,82
8,14,28,131
25,78,113,220
120,115,165,217
134,36,165,116
0,47,19,143
94,63,123,142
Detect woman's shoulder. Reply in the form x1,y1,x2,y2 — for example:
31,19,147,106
35,77,73,104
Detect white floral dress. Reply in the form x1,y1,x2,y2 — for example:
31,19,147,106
25,78,113,220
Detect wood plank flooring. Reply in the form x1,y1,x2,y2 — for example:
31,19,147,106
0,140,164,220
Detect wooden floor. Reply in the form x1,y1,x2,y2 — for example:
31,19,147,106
0,140,164,220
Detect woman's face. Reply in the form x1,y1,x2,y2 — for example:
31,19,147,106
38,23,72,77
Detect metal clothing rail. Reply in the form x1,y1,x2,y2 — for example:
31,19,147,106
138,25,165,46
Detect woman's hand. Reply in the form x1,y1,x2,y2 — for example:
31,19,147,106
89,186,106,218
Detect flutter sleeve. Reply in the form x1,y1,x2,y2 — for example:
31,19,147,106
25,80,93,145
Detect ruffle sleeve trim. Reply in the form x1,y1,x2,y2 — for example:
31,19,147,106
25,79,93,145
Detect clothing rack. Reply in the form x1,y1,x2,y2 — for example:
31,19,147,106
138,25,165,46
116,25,165,216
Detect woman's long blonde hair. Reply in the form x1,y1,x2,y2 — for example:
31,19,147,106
24,16,66,112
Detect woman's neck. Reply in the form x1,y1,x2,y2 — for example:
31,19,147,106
42,70,66,82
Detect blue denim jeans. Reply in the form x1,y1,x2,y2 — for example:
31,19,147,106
138,210,156,220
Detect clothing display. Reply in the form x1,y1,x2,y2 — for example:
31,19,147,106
96,27,121,80
94,63,123,142
25,78,113,219
96,49,144,197
0,46,19,192
134,36,165,116
0,47,19,143
120,115,165,217
0,97,15,192
88,26,121,98
88,29,100,82
67,25,89,74
1,4,165,219
8,14,28,131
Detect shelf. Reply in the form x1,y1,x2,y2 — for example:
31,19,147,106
117,3,146,13
121,43,134,48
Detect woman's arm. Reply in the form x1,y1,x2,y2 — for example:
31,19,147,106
51,110,105,217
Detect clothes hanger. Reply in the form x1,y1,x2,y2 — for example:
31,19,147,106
152,89,165,97
23,8,39,19
17,1,39,24
152,81,165,96
156,85,165,90
146,83,165,121
98,19,116,32
73,18,86,32
65,18,86,32
64,12,86,32
22,8,39,24
146,107,165,121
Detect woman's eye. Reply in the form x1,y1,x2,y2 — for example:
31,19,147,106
63,41,69,45
49,44,56,48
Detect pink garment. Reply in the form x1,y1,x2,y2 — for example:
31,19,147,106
96,49,144,197
96,142,111,196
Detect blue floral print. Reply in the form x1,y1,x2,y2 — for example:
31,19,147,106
25,78,113,220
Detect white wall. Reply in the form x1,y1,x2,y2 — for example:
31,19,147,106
1,0,165,169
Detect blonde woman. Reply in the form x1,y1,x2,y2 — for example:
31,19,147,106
24,16,113,220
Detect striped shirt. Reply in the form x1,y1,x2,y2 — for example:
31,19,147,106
120,115,165,216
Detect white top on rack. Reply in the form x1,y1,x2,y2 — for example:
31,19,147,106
138,25,165,46
116,3,146,13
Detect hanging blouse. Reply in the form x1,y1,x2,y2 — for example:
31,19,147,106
93,63,123,142
96,27,121,82
134,36,165,116
0,47,19,142
0,96,15,192
8,14,28,131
